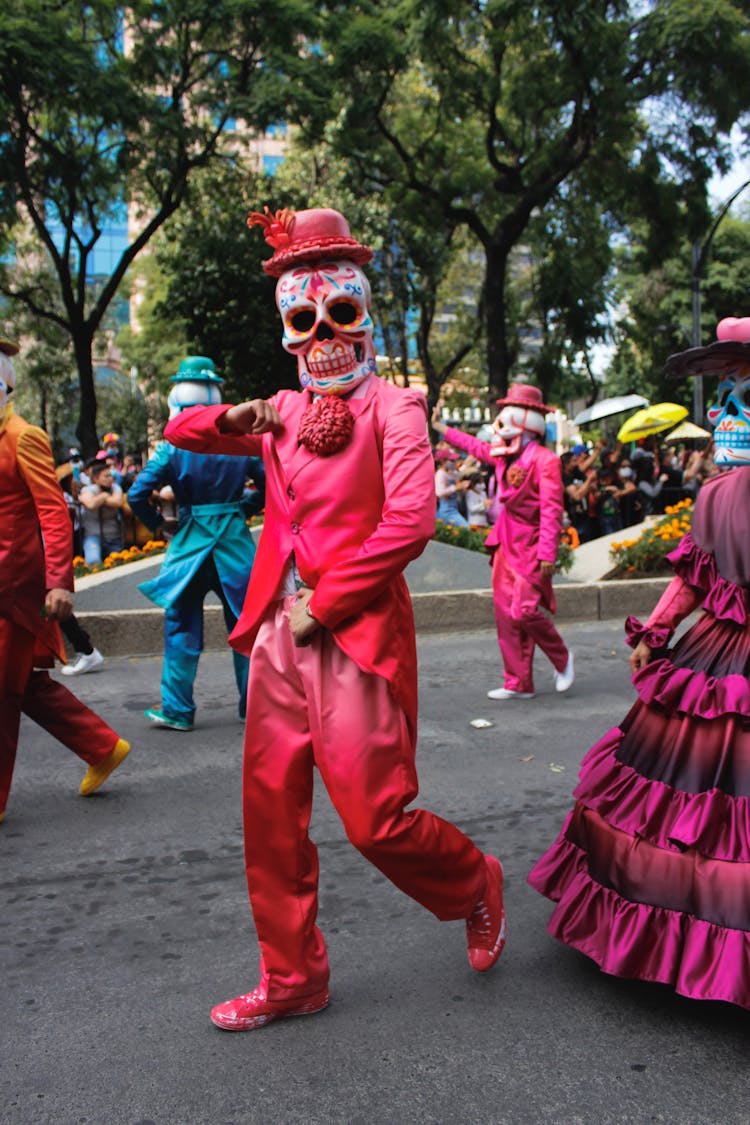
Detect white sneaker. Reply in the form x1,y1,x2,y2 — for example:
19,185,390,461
554,652,575,693
487,687,535,700
61,648,104,676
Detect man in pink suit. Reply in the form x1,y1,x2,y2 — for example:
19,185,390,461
432,383,574,700
165,206,507,1031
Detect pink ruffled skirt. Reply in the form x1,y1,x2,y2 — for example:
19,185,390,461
529,609,750,1009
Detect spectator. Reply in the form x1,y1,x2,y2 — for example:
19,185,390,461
434,449,470,527
616,458,642,527
78,460,125,564
464,471,490,527
561,447,597,542
631,436,668,515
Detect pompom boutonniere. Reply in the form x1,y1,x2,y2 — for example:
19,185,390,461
297,395,355,456
505,464,527,489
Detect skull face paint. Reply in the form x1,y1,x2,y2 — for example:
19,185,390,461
706,366,750,466
0,352,15,411
276,261,377,395
491,405,546,457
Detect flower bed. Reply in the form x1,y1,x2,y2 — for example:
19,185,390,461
608,499,693,578
73,539,168,579
432,520,574,573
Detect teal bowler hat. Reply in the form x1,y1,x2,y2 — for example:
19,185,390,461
170,355,224,385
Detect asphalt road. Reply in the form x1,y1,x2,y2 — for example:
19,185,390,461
3,622,750,1125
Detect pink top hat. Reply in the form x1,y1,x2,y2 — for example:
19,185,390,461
495,382,555,414
247,206,373,277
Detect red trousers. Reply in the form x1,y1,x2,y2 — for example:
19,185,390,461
242,598,486,1000
491,548,569,694
0,618,119,813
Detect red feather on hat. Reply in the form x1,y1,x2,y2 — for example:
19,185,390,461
247,206,295,248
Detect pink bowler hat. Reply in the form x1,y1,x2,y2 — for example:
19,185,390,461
666,317,750,380
247,206,373,277
495,382,555,414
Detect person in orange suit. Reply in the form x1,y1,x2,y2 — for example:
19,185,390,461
165,206,507,1031
0,337,130,822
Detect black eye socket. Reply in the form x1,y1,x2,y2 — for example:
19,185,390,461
329,301,358,326
720,387,731,407
290,309,315,333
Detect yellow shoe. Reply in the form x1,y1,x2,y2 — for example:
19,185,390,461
79,738,130,797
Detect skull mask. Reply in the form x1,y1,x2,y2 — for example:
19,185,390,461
276,260,377,395
491,404,546,457
706,366,750,466
0,351,15,411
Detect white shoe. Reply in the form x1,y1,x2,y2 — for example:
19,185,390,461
487,687,535,700
61,648,104,676
554,652,574,693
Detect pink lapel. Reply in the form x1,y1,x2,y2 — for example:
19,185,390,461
284,383,377,486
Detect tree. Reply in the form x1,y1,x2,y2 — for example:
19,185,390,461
607,209,750,407
0,0,320,455
313,0,750,401
120,162,300,408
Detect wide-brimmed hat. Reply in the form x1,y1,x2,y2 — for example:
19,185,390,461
247,206,373,278
495,382,555,414
434,448,460,461
0,338,19,356
666,317,750,380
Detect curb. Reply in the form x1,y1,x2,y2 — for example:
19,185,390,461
69,577,671,658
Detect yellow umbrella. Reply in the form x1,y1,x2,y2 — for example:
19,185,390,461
616,402,688,443
665,420,711,441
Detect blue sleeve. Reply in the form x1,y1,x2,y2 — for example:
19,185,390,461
127,441,173,532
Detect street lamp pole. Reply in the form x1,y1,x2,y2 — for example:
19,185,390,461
691,178,750,424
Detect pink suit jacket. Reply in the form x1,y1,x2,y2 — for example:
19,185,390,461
444,427,563,611
165,378,435,736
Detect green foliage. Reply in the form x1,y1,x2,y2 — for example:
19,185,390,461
432,518,574,574
0,0,323,453
312,0,750,403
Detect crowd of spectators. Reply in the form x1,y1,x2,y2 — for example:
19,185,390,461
560,434,719,543
54,434,147,564
432,430,720,546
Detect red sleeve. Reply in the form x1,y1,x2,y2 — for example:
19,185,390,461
16,426,74,591
309,393,435,629
165,403,265,456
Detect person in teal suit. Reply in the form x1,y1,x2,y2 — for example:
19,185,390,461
128,356,265,731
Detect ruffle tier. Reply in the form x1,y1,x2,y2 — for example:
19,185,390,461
528,833,750,1011
668,534,749,625
574,727,750,862
630,656,750,722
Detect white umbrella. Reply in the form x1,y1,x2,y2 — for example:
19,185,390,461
573,394,649,426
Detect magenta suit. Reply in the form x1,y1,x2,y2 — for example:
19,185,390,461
444,428,568,693
166,377,486,1001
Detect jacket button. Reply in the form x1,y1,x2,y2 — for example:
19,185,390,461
291,522,300,535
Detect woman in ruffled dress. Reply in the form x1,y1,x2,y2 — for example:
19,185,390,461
529,318,750,1010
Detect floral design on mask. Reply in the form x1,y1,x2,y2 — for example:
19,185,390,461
706,367,750,467
276,261,377,396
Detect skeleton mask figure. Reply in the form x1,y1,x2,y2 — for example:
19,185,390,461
276,261,377,396
0,350,15,412
491,404,547,458
167,356,224,419
706,366,750,467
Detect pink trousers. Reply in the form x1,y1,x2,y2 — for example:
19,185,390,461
491,549,569,694
0,619,120,813
242,598,487,1000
